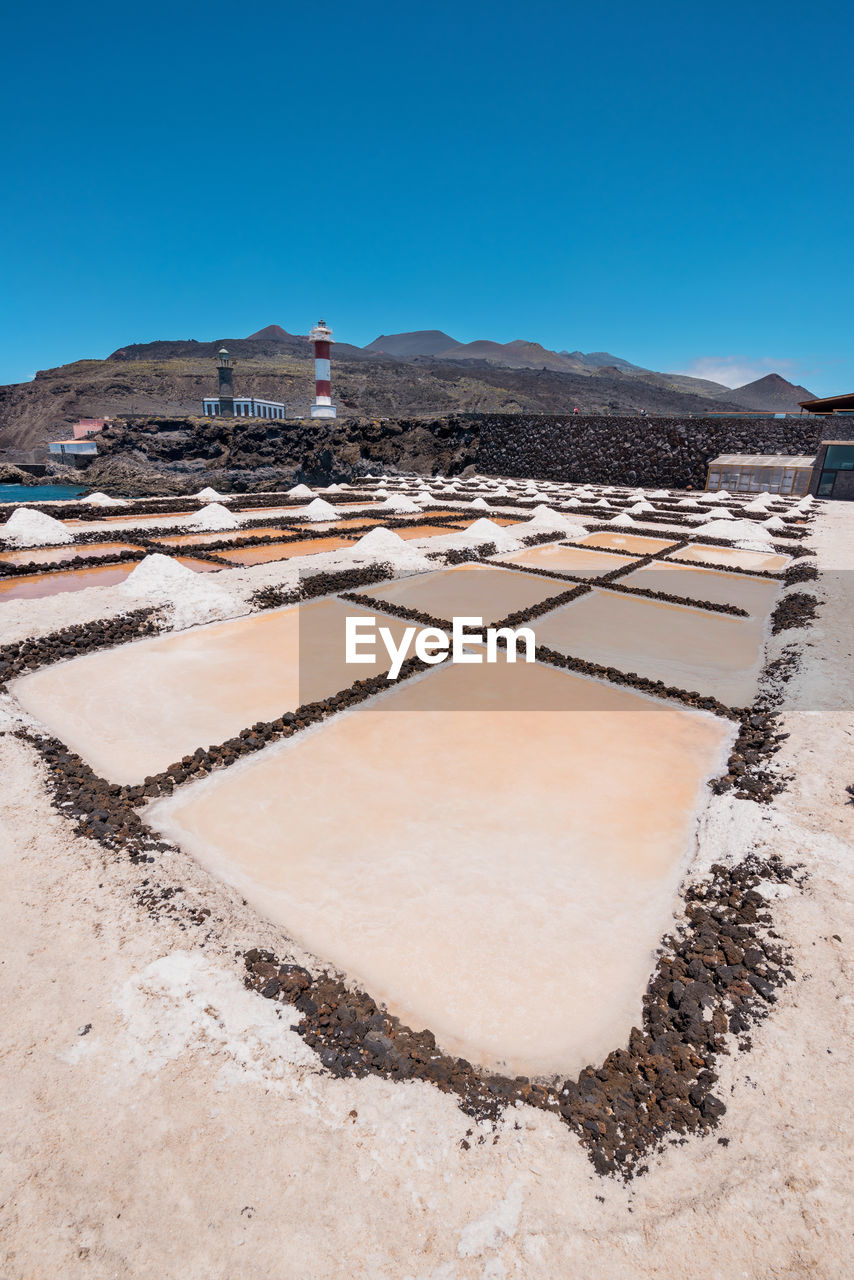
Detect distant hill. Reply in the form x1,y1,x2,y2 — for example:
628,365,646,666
725,373,816,412
0,321,783,451
365,331,462,358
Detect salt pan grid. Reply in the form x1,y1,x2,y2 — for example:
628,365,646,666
667,543,791,573
149,657,733,1078
496,544,638,578
11,599,413,783
0,557,217,603
579,531,679,555
356,563,574,625
533,587,769,706
0,541,141,566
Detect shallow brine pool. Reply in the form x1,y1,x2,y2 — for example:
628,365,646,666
668,544,790,573
11,599,412,783
533,587,768,706
148,658,733,1078
0,557,215,602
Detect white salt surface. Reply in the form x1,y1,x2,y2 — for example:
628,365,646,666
149,658,733,1077
691,519,774,548
297,497,340,521
379,496,422,514
2,507,75,547
186,502,241,532
85,492,126,507
745,494,775,512
195,487,232,502
444,517,521,551
118,554,234,630
535,588,769,705
287,484,314,499
12,598,413,783
348,526,432,573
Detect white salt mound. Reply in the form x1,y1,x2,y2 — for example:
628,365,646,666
745,495,774,512
691,519,773,546
287,484,315,500
351,527,406,553
449,517,519,551
528,505,588,535
2,507,74,547
763,515,787,532
470,497,490,510
349,526,431,573
628,501,655,514
594,498,611,508
710,507,734,520
195,486,231,502
187,503,241,532
379,496,421,513
299,498,340,521
119,554,234,629
610,512,638,528
650,489,670,498
85,491,126,507
678,498,700,509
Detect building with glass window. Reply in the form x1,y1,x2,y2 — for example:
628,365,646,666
810,441,854,500
705,453,815,497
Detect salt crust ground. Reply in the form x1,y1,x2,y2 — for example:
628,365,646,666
0,494,852,1277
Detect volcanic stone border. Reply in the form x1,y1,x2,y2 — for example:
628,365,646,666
0,608,162,691
342,580,740,721
12,644,800,1181
242,853,797,1179
248,563,399,612
770,591,819,634
487,546,753,619
5,514,817,1179
0,539,231,580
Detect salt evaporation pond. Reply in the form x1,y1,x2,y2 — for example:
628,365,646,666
579,531,679,555
0,556,216,603
218,536,358,565
534,587,769,706
12,600,412,784
0,540,140,566
154,526,297,546
669,543,790,573
498,544,637,578
148,657,732,1078
623,560,781,615
362,563,570,624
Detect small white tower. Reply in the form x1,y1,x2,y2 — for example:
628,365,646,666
309,319,336,419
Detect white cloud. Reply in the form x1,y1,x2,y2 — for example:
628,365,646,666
676,355,799,389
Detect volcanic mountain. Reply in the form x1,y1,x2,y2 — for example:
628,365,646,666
0,323,813,451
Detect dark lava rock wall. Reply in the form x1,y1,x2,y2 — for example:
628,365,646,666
88,413,847,491
475,416,839,489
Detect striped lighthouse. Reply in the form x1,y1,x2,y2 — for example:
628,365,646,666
309,319,336,419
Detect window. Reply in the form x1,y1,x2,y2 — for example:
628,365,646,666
793,470,810,495
818,471,836,497
707,470,720,490
781,469,796,496
824,445,854,470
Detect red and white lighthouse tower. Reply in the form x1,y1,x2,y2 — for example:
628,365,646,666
309,319,336,419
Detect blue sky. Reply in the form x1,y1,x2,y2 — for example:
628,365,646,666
2,0,852,393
